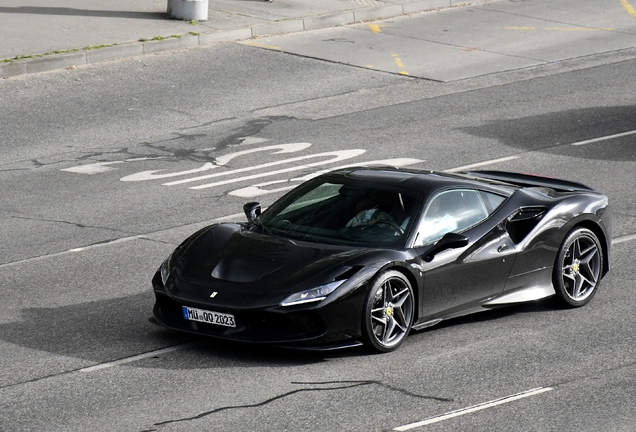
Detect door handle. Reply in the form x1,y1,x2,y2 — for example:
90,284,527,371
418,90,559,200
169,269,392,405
497,244,509,253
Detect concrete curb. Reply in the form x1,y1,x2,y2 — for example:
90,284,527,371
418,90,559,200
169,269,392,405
0,0,463,78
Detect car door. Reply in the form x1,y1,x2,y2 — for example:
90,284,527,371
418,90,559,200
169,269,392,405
413,189,517,318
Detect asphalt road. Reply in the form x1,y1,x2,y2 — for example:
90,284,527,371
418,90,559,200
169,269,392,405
1,0,635,430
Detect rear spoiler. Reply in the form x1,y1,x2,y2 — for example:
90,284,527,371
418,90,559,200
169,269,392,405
464,170,595,192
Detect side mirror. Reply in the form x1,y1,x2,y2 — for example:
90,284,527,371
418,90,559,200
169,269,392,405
243,202,261,223
422,232,469,262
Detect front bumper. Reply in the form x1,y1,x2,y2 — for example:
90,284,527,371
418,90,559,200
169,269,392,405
152,271,365,348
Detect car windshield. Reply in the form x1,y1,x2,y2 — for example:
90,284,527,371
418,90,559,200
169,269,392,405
258,177,422,247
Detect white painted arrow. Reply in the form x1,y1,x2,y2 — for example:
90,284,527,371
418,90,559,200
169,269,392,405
120,143,312,182
228,157,424,198
184,149,366,190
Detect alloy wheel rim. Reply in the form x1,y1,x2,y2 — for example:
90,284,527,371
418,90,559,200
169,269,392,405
562,235,601,302
370,277,413,347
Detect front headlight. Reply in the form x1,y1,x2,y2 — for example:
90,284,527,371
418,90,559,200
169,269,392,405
280,280,345,307
160,251,174,286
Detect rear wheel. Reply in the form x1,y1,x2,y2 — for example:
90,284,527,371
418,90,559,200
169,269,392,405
362,270,414,353
553,227,603,307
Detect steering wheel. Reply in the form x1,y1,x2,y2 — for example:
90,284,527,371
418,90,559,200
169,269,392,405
362,220,404,235
276,219,292,228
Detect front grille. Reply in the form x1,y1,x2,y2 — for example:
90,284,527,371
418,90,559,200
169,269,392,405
155,293,327,342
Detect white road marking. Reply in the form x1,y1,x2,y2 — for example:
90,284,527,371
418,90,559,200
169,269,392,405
234,137,271,145
120,143,312,182
163,149,364,187
230,179,297,198
182,150,366,189
570,130,636,146
62,157,167,175
62,161,123,174
121,162,219,182
444,156,519,173
394,387,553,431
298,157,425,180
228,157,424,198
0,213,244,270
612,233,636,244
80,342,198,373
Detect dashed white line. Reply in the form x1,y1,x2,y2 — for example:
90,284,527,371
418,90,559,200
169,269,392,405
570,130,636,146
80,343,197,373
444,156,519,172
0,213,244,270
394,387,553,430
612,233,636,245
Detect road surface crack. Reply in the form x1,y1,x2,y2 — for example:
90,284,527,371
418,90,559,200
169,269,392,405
148,380,451,429
10,215,133,233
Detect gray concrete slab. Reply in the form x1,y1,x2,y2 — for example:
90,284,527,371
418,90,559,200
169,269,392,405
0,60,27,77
142,34,200,54
381,4,636,62
249,0,636,81
248,24,542,81
86,43,145,64
2,0,635,79
207,0,366,20
481,0,636,34
26,51,87,74
252,19,306,37
0,1,193,59
0,0,483,76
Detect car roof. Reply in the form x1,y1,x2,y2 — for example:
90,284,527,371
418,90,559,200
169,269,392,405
328,166,517,197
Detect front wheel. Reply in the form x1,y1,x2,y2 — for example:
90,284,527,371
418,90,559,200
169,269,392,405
553,227,603,308
362,270,414,353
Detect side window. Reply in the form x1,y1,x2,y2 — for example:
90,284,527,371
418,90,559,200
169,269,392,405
414,189,489,246
480,191,506,214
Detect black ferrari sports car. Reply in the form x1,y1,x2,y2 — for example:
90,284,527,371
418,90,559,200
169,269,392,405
152,167,611,353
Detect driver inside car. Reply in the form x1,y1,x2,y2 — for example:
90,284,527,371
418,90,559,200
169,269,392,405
346,189,403,228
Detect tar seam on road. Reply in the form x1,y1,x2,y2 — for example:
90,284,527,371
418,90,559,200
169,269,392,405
0,342,195,391
151,380,452,428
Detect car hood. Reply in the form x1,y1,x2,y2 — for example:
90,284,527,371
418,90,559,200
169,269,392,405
174,223,368,295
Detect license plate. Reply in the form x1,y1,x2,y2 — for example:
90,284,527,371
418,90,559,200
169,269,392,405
182,306,236,328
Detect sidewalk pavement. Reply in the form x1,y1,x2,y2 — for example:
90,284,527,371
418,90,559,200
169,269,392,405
1,0,471,78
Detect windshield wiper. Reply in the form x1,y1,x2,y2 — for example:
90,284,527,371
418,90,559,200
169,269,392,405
277,230,323,243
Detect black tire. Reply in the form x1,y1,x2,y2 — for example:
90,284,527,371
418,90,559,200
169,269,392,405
553,227,603,308
362,270,414,353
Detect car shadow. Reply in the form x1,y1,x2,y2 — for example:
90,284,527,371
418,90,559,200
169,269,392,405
459,105,636,162
413,298,561,335
1,290,565,370
0,292,357,370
